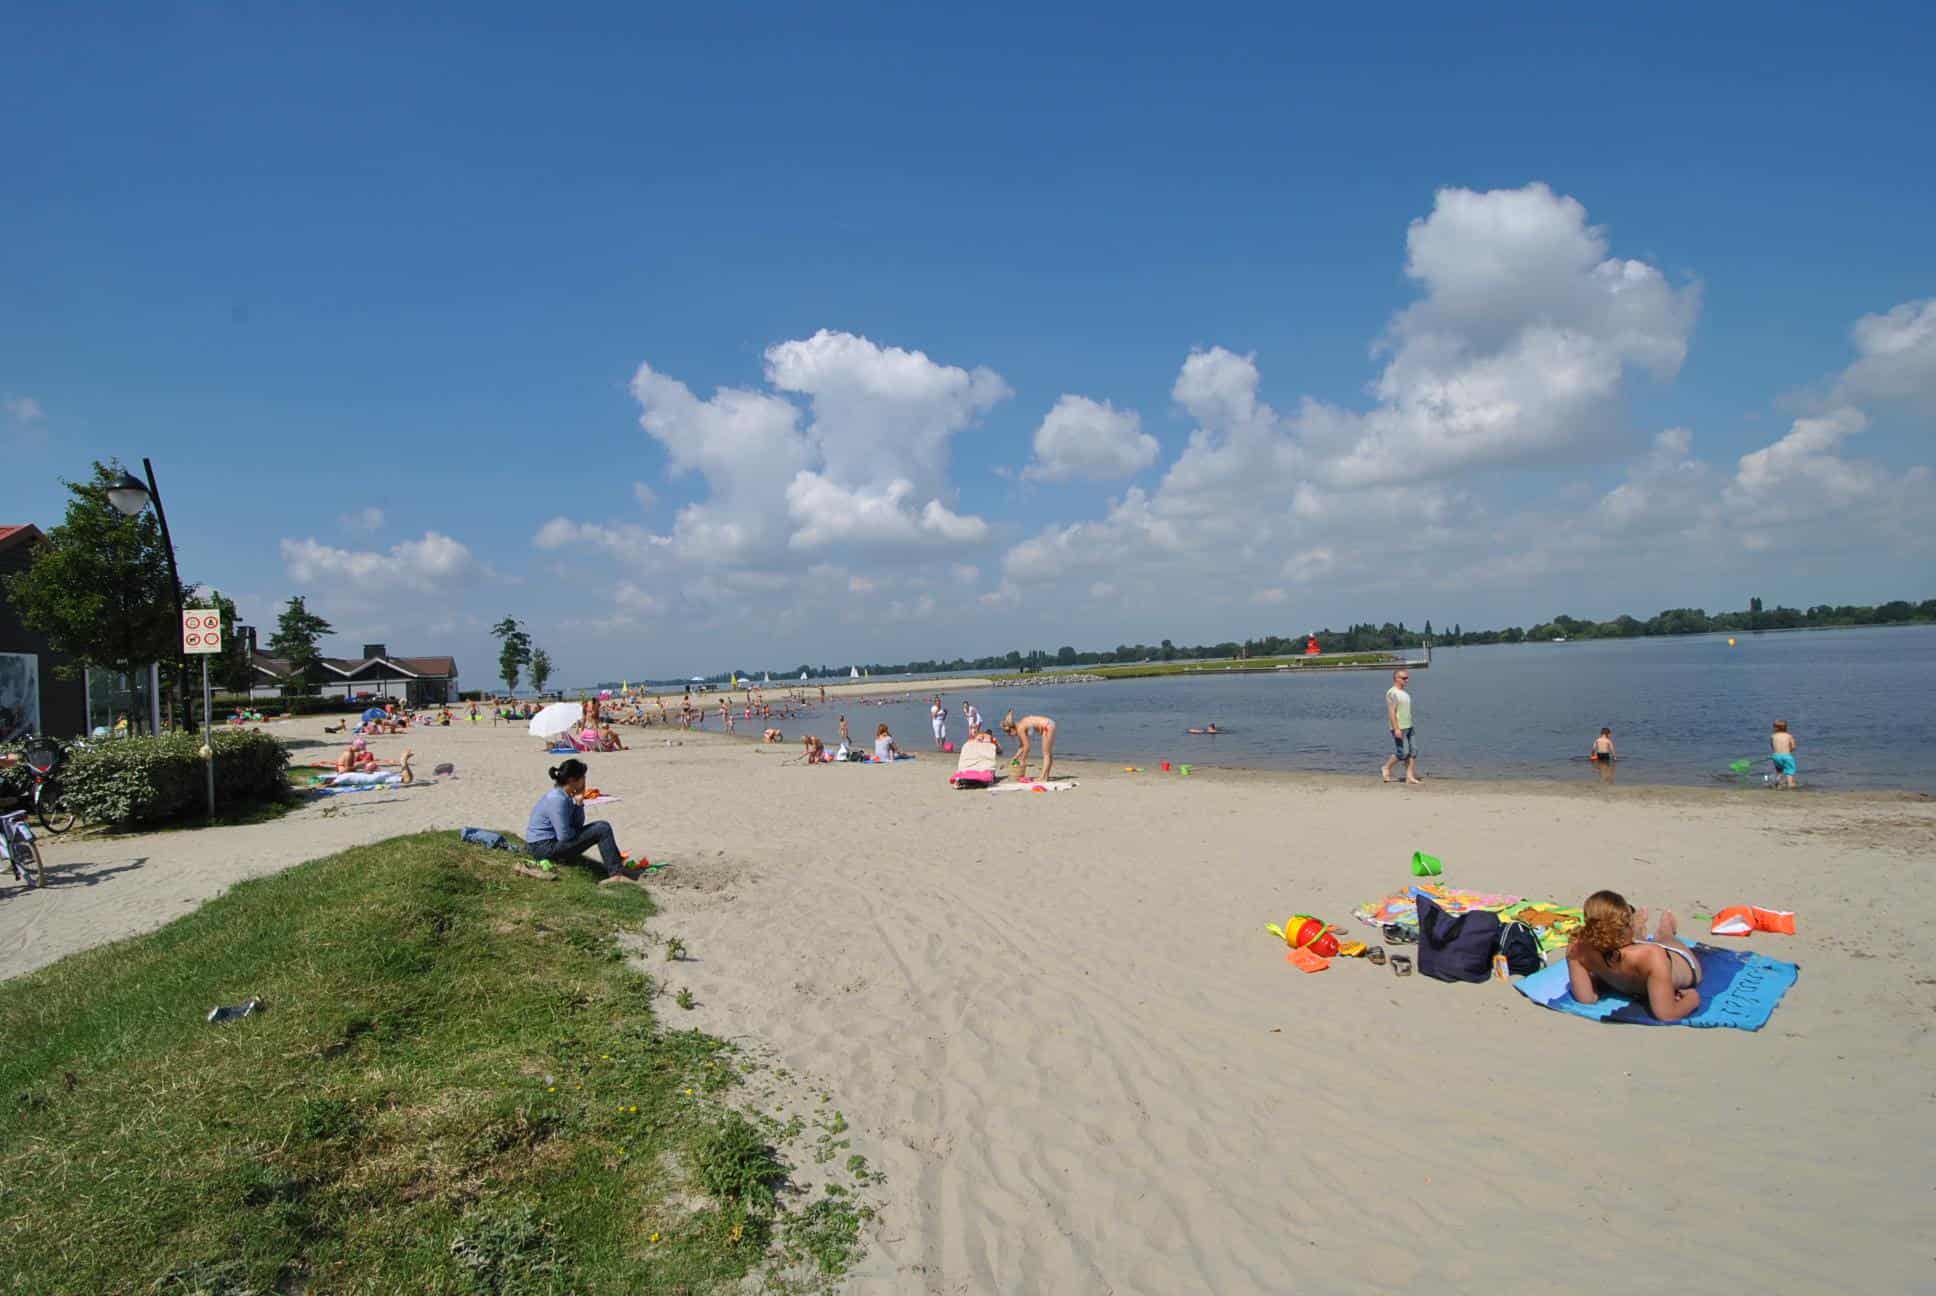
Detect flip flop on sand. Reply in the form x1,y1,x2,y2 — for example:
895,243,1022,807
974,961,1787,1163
1390,954,1413,976
514,863,558,882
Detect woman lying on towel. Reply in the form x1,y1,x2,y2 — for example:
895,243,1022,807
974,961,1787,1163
951,728,1002,785
1566,890,1702,1022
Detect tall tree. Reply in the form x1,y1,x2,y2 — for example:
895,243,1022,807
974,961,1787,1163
491,616,532,694
3,461,180,685
529,647,553,696
268,596,334,697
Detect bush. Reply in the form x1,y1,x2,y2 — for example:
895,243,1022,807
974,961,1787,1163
47,731,290,827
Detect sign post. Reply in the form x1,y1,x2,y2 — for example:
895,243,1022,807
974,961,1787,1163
183,610,223,822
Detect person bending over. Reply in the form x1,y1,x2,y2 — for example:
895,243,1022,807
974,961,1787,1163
525,758,640,886
1000,710,1057,780
1566,890,1701,1022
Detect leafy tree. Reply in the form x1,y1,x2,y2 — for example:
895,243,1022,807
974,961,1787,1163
529,647,553,696
267,596,334,697
3,461,180,685
491,616,532,694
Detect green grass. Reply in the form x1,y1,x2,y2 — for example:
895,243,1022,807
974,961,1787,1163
1084,651,1402,679
0,832,870,1294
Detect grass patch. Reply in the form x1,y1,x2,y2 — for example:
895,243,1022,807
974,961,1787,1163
0,832,869,1293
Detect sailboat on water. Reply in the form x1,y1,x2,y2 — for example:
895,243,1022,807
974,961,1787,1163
849,666,860,679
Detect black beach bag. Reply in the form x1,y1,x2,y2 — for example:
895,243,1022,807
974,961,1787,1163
1498,920,1544,977
1415,893,1501,983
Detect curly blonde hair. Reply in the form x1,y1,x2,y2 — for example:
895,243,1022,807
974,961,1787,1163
1575,889,1636,963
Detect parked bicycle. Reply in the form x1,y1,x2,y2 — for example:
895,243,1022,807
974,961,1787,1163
1,810,43,888
13,739,76,835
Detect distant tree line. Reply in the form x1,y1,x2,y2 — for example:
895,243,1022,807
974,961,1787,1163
719,594,1935,680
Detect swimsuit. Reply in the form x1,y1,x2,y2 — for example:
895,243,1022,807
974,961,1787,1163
1771,752,1797,776
1645,940,1703,988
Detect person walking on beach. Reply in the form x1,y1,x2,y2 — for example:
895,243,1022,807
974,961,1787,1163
1381,668,1420,785
838,714,850,747
1770,719,1800,788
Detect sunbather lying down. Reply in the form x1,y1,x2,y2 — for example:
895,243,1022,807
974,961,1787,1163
1566,890,1702,1021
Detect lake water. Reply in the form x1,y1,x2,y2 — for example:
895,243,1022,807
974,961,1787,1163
796,626,1936,792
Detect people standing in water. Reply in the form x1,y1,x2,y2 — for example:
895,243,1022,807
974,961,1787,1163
523,758,640,886
1381,668,1420,785
962,700,981,735
930,696,948,749
1001,710,1057,781
1590,727,1616,762
1566,890,1702,1021
1770,719,1800,788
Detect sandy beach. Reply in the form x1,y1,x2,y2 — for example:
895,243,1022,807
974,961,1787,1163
6,715,1933,1293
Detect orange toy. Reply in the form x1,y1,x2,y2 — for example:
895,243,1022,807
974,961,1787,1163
1710,905,1796,937
1286,946,1331,973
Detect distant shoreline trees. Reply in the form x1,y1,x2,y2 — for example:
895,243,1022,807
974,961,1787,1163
712,595,1936,682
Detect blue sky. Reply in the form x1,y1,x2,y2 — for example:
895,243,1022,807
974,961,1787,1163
5,1,1933,686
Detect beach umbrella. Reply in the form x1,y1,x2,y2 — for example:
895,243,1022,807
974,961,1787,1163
528,702,580,739
361,707,387,724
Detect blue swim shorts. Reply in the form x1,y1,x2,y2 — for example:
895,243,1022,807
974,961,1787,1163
1391,727,1416,761
1771,752,1797,776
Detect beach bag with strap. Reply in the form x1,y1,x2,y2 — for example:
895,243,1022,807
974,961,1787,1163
1415,893,1501,983
1497,920,1544,977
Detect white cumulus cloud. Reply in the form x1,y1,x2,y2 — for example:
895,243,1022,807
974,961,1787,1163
1833,297,1936,413
281,531,480,592
1024,395,1158,482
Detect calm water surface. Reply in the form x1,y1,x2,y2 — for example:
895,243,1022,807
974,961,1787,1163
797,627,1936,792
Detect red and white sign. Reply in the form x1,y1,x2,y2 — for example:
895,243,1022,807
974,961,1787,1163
182,610,223,654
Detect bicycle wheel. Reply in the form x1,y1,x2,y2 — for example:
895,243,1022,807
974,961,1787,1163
35,781,76,835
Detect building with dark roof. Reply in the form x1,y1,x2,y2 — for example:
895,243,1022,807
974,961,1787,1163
249,642,460,706
0,525,90,739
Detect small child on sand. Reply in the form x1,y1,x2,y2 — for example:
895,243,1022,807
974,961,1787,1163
1566,890,1702,1022
1770,720,1799,788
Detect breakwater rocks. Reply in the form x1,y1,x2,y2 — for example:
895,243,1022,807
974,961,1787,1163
990,673,1103,687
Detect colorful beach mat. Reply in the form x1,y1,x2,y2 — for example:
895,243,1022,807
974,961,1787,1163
1513,944,1799,1030
1353,883,1582,952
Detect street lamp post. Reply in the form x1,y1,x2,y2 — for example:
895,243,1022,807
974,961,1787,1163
108,460,212,819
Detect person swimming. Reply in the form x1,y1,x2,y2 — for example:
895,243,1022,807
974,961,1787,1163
1566,889,1702,1021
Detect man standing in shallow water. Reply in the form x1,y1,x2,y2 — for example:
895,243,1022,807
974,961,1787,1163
1381,668,1421,785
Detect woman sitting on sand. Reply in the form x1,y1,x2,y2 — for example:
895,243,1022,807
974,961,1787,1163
334,737,379,774
1566,890,1702,1021
596,725,627,752
1000,710,1057,781
874,723,902,762
522,758,640,886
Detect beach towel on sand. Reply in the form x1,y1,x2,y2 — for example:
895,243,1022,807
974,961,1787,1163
1514,944,1799,1030
988,779,1077,793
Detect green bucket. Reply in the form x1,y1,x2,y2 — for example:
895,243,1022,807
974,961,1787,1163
1729,758,1756,775
1410,851,1443,877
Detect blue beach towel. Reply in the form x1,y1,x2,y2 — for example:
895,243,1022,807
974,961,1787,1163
1513,943,1798,1030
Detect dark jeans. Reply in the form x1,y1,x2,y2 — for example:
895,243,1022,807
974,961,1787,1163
530,821,623,877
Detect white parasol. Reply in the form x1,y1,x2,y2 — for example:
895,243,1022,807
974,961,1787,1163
528,702,580,739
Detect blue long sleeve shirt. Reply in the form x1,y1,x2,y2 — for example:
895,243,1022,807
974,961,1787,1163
525,786,583,848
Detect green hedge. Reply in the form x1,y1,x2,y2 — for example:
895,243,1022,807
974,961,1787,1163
3,731,291,827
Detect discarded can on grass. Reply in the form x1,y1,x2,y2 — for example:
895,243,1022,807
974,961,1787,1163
206,997,263,1024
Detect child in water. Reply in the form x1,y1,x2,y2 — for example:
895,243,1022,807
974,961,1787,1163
1589,728,1615,761
1770,720,1799,788
1566,890,1702,1022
